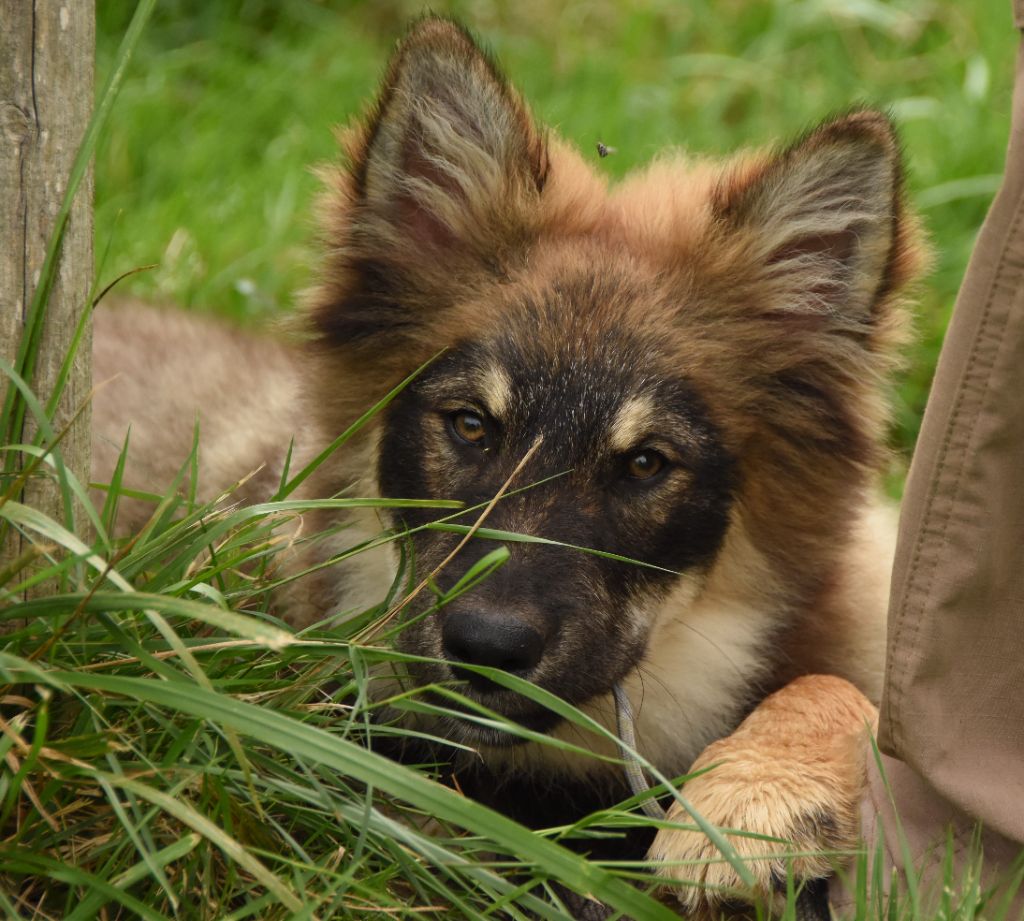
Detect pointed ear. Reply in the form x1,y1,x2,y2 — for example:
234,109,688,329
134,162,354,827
699,112,925,477
351,17,546,268
311,18,548,352
714,111,908,323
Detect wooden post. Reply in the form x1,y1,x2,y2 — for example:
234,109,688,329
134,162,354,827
1,3,94,575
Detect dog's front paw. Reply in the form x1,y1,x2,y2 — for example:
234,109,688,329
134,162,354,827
648,675,877,919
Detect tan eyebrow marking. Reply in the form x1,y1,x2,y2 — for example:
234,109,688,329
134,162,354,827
477,364,514,418
607,394,656,453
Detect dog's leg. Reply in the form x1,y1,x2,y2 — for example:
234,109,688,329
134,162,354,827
649,674,876,919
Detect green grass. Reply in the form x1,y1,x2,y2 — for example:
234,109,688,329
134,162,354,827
2,1,1023,918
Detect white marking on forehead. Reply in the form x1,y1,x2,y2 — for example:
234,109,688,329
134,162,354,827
477,364,514,418
607,394,656,452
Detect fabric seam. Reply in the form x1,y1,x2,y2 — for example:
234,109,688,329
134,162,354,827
884,166,1024,752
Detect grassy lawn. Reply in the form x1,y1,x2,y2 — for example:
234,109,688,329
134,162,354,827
0,1,1020,919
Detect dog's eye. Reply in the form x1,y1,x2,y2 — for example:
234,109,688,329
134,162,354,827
449,410,487,447
625,449,666,481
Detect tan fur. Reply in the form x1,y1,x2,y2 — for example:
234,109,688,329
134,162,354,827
92,302,301,532
476,364,514,419
606,395,658,454
650,676,877,916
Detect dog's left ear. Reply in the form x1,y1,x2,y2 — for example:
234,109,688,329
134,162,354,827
713,110,915,327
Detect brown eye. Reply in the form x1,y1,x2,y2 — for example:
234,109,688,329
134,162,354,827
449,410,487,446
626,450,666,480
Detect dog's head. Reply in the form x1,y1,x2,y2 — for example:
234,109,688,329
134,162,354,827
305,18,923,745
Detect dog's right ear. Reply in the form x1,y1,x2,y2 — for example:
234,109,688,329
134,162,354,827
314,18,547,350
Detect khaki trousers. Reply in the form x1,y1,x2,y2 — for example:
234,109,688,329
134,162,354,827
839,1,1024,910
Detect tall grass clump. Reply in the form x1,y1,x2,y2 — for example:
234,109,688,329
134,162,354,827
0,473,688,918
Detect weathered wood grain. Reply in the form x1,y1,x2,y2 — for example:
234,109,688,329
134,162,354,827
1,1,94,588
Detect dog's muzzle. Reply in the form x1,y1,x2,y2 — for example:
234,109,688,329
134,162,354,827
441,608,545,690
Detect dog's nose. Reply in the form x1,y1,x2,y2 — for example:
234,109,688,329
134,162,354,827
442,609,544,682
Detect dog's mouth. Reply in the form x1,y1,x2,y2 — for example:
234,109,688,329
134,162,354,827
437,700,563,747
418,665,566,746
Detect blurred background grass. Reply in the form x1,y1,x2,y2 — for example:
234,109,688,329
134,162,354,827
95,0,1017,459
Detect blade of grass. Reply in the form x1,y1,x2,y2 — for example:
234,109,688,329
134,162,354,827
62,833,201,921
3,442,110,552
427,660,758,890
0,707,53,834
274,354,443,501
0,358,76,538
99,426,131,534
104,772,304,912
868,732,920,918
0,849,173,921
6,590,293,650
91,771,181,911
427,523,678,576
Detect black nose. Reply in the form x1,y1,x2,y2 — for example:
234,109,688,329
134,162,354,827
442,609,545,684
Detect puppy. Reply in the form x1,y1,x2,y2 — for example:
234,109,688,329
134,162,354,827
93,16,923,917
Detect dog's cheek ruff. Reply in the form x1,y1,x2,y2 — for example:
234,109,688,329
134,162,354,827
311,257,424,350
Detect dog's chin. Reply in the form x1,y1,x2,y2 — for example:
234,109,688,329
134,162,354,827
474,702,563,743
420,679,565,747
442,712,560,748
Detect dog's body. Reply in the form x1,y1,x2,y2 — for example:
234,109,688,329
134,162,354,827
92,17,924,916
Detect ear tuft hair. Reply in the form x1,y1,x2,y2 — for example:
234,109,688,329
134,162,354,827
693,110,927,479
